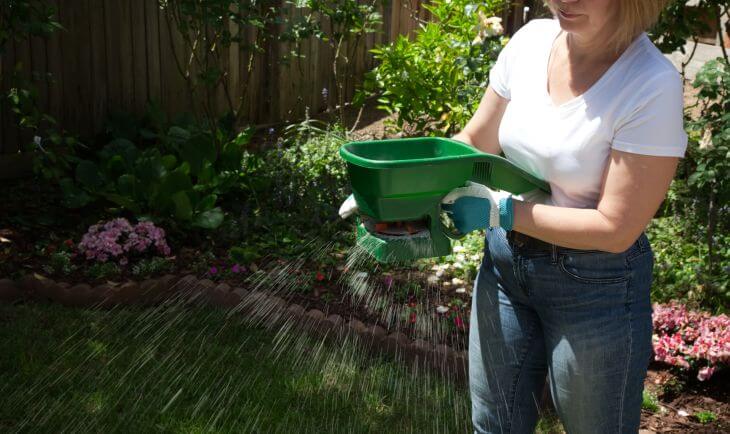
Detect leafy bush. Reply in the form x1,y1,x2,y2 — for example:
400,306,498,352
357,0,505,135
59,108,253,229
235,118,349,233
131,257,174,278
647,217,729,311
652,58,730,312
85,262,121,281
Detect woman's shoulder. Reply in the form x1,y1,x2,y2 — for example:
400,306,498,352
620,35,682,94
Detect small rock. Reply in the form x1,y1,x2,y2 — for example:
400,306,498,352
325,314,343,328
451,277,464,285
455,287,467,294
383,332,409,356
677,410,689,417
427,275,440,285
436,305,449,314
286,304,306,318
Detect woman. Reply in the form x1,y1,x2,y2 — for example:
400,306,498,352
445,1,686,433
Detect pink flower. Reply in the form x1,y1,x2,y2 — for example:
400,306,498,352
315,272,325,281
383,275,393,287
454,316,465,330
697,366,715,381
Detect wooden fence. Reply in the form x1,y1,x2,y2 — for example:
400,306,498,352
0,0,442,157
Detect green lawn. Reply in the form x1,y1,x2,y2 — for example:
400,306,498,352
0,304,473,433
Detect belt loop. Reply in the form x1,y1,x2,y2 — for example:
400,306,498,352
551,244,557,265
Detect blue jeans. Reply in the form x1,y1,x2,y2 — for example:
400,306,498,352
469,228,654,434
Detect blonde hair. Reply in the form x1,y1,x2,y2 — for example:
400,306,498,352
544,0,671,54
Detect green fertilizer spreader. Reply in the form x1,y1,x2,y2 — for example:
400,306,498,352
338,137,550,263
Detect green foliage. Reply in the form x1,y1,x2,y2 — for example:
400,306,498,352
653,58,730,313
131,257,174,278
85,262,121,281
282,0,385,124
641,390,661,413
235,119,349,234
651,0,729,55
59,107,253,230
158,0,286,129
42,251,76,276
0,1,62,55
2,1,78,182
357,0,505,136
647,217,729,312
694,410,717,424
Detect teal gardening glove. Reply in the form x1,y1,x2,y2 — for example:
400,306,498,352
441,181,514,234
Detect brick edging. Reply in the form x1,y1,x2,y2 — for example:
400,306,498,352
0,273,468,384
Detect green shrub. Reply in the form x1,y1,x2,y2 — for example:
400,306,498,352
357,0,505,136
647,217,729,312
641,390,660,413
652,58,730,313
85,262,121,281
59,107,253,230
131,257,174,278
234,119,349,235
43,251,76,276
694,410,717,424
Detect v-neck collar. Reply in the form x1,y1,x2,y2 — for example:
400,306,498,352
542,20,645,111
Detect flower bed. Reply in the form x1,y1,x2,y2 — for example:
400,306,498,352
652,302,729,381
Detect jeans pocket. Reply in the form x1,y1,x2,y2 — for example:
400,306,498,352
558,251,629,284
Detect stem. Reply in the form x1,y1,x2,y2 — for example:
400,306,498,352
706,188,717,274
716,4,729,65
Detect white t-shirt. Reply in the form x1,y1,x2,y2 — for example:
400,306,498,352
489,19,688,209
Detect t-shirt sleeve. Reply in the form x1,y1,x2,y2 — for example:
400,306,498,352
611,71,688,157
489,21,534,100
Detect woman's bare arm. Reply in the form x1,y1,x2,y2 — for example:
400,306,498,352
512,150,679,253
451,86,508,155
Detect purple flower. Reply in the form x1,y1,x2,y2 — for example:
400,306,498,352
209,266,218,275
231,264,245,273
78,218,172,264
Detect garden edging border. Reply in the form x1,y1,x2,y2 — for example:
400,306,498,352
0,273,469,384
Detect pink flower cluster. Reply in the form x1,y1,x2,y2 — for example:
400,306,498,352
78,218,171,264
652,302,729,381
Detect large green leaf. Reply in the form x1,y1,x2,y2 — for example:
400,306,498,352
171,191,193,221
75,160,105,190
192,207,224,229
180,134,216,176
59,178,93,209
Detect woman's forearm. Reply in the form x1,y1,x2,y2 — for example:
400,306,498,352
512,200,631,253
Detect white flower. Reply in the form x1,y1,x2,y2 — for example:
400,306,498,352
436,305,450,314
699,127,713,150
427,275,440,285
455,287,467,294
452,277,465,286
453,245,466,253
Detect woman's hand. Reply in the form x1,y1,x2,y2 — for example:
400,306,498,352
441,182,514,234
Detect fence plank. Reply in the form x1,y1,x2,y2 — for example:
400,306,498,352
131,0,149,115
45,0,63,135
1,41,16,155
145,0,162,106
90,0,108,133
